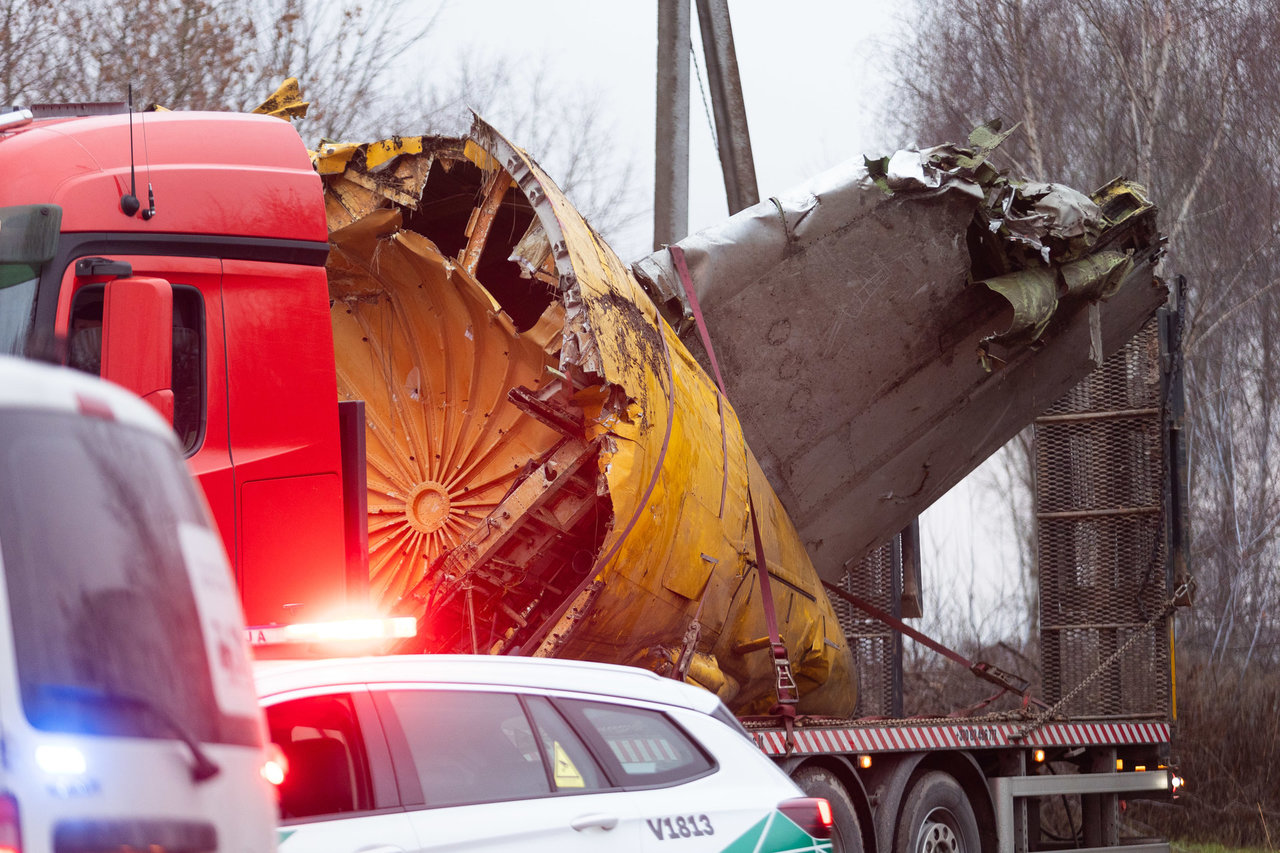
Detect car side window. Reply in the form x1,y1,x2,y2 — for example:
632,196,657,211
558,699,715,787
266,694,374,821
383,690,552,806
522,695,609,792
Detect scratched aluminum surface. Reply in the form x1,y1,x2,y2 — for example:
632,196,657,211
634,140,1165,583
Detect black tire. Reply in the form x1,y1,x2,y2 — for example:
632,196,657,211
894,771,981,853
793,766,863,853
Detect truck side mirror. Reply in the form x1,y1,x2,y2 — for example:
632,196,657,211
101,276,174,424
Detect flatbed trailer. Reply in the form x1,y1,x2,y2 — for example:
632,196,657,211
752,717,1173,853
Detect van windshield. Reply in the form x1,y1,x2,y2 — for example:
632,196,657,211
0,409,259,746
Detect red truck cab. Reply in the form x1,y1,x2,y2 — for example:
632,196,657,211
0,107,354,627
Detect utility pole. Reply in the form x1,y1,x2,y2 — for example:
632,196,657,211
694,0,758,215
654,0,690,250
654,0,760,248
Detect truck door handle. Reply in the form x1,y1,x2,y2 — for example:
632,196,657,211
570,813,618,831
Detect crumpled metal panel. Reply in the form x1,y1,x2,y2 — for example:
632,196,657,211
315,118,858,717
471,119,857,716
251,77,310,121
633,131,1164,584
325,205,562,605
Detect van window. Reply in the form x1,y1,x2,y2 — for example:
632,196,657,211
0,409,258,746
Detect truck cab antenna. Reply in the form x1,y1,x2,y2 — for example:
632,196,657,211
117,84,156,217
120,84,140,217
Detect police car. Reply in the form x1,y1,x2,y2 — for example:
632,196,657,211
255,654,833,852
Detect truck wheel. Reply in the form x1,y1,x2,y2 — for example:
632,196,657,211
792,766,862,853
895,771,980,853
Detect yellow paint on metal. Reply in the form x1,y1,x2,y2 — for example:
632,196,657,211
316,125,857,717
462,139,502,172
364,136,426,171
252,77,310,121
325,206,560,608
313,142,361,175
487,126,857,716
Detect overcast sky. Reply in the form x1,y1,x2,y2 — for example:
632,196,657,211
424,0,907,257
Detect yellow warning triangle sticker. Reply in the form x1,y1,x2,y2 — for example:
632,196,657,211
553,741,585,788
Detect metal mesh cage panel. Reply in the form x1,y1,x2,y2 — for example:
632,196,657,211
1035,319,1171,719
834,542,895,717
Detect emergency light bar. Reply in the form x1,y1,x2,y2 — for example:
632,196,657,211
247,616,416,647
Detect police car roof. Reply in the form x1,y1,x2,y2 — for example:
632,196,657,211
254,654,724,715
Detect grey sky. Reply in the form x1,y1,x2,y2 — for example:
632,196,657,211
425,1,904,256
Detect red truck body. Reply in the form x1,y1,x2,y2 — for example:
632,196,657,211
4,110,348,626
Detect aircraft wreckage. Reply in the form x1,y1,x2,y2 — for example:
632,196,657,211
309,115,1162,717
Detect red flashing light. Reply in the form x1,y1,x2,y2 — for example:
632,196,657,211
0,793,21,853
247,616,417,648
777,797,833,839
262,743,288,787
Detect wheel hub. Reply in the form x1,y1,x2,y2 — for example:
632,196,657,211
919,818,961,853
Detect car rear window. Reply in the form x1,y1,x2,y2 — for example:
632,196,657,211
559,699,715,787
523,695,609,792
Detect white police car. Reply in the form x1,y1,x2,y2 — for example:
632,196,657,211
255,655,832,852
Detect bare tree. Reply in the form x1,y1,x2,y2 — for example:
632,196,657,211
888,0,1280,670
0,0,68,105
11,0,640,249
886,0,1280,840
51,0,260,109
250,0,443,140
36,0,442,122
239,3,640,241
399,54,643,243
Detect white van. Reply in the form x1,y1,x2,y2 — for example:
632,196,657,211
0,356,275,853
